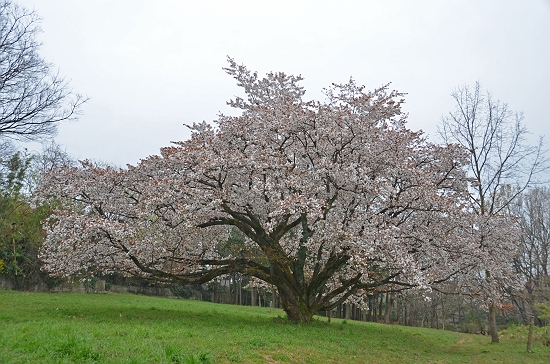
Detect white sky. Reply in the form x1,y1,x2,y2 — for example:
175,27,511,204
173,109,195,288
17,0,550,167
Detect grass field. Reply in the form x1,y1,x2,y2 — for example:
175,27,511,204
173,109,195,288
1,290,549,363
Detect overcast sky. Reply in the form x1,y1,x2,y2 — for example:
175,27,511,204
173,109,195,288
17,0,550,167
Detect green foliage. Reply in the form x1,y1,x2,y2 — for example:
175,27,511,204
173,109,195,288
183,352,213,364
501,324,550,347
216,228,247,258
1,291,550,363
0,151,31,197
536,302,550,321
0,197,50,279
54,333,103,361
0,151,52,284
459,309,487,334
164,345,211,364
171,284,195,299
82,276,100,291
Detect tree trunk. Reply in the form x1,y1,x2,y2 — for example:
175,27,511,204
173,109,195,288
408,306,414,326
280,299,315,322
251,287,257,306
378,294,384,322
237,278,242,305
95,279,106,293
527,315,534,352
278,287,315,322
441,299,445,330
384,293,392,324
270,286,276,312
489,303,499,343
367,297,373,321
345,304,351,319
431,300,438,329
396,298,401,324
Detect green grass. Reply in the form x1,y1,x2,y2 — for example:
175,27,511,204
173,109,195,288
1,290,549,363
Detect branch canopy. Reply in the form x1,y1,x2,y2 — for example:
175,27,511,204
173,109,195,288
0,1,85,142
37,60,522,320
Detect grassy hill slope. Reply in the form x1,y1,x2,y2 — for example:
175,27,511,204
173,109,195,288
1,290,549,363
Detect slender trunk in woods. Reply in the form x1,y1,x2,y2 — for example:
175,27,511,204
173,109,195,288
251,288,257,306
384,294,392,324
527,315,534,352
489,304,499,343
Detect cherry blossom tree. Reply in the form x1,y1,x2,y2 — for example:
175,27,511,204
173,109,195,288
37,60,521,323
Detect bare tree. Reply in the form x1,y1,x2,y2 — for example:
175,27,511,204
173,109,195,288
0,1,85,142
440,81,546,215
19,141,73,194
32,141,74,172
514,188,550,279
510,187,550,324
439,81,547,342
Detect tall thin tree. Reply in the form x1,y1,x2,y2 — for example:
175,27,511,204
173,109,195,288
439,81,547,342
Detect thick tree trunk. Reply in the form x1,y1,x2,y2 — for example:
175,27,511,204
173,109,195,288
280,298,315,322
277,286,316,322
488,303,499,343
